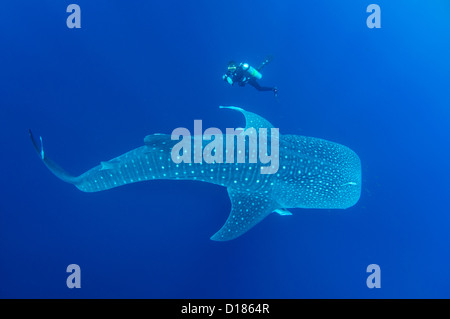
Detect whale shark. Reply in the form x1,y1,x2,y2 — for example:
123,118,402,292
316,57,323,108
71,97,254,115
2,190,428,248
29,106,361,241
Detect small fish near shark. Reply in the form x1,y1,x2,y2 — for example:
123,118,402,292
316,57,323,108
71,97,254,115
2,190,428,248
29,106,361,241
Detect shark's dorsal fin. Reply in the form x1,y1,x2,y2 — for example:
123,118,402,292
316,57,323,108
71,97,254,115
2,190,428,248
144,133,171,146
210,188,280,241
143,134,179,153
100,159,121,171
219,106,275,130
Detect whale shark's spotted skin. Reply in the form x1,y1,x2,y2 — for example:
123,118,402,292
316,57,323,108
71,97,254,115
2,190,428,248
30,107,361,241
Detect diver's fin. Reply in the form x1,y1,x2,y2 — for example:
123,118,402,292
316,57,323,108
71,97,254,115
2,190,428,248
29,130,80,185
210,188,280,241
219,106,275,130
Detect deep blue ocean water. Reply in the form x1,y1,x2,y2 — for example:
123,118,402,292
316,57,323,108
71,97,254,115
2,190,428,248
1,1,449,298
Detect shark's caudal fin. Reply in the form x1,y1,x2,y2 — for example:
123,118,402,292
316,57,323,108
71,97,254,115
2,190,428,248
29,130,80,185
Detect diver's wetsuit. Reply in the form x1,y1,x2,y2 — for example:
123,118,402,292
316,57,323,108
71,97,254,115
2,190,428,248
250,59,273,90
247,78,274,92
225,60,277,93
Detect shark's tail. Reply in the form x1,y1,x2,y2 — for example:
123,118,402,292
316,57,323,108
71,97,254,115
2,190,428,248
29,130,80,185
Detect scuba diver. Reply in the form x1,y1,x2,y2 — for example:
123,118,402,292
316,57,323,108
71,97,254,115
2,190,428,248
223,56,278,96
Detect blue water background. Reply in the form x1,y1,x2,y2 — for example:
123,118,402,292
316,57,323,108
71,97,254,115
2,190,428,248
1,1,449,298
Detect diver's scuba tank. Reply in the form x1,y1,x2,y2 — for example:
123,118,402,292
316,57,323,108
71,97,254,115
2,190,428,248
241,63,262,80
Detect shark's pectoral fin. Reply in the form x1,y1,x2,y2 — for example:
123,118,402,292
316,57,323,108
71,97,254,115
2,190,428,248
273,208,293,216
210,188,280,241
